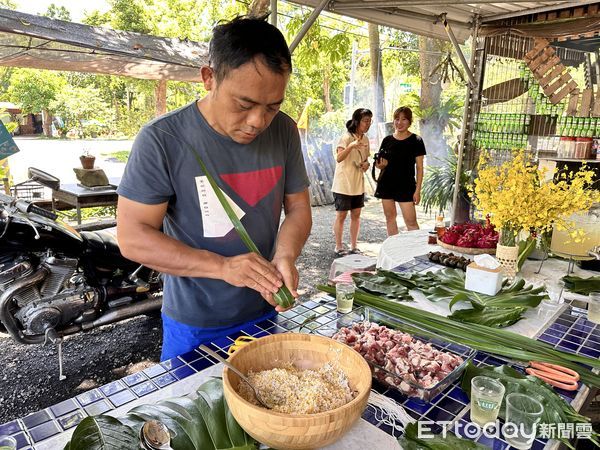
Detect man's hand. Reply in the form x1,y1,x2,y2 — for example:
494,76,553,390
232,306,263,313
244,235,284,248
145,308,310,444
221,253,283,308
268,255,299,312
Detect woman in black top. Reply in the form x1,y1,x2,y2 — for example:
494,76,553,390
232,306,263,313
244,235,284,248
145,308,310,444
374,107,426,235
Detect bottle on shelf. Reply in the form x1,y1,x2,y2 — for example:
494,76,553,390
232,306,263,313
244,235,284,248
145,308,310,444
435,215,446,238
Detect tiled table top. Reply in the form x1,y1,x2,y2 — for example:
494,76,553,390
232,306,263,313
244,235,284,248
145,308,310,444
2,260,596,450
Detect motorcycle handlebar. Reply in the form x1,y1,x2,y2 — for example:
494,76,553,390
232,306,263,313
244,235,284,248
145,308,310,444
14,199,58,221
29,204,58,220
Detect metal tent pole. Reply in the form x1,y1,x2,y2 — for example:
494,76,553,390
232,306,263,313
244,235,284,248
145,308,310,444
289,0,330,54
271,0,277,27
450,15,480,224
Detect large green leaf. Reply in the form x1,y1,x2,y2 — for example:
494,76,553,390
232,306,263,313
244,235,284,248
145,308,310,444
562,275,600,295
352,272,413,300
64,415,138,450
369,268,545,328
65,378,258,450
460,363,600,449
449,305,527,328
397,422,487,449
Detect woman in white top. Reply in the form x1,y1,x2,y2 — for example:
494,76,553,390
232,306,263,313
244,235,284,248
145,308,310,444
331,108,372,256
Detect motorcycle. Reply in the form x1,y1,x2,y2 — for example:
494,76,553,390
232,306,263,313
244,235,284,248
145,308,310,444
0,171,162,378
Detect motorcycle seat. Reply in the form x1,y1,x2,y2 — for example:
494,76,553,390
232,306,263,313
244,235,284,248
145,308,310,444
81,229,122,258
81,229,140,273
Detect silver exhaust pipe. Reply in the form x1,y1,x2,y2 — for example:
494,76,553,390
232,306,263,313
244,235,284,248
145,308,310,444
87,297,162,329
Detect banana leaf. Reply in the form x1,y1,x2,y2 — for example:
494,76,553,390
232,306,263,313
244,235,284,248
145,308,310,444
397,422,487,449
150,125,294,308
352,272,413,300
65,378,259,450
460,363,600,449
449,305,527,328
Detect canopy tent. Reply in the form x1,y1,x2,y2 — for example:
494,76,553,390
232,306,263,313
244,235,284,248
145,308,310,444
285,0,593,43
0,8,208,81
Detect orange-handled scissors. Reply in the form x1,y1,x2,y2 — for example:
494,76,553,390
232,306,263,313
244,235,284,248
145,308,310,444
227,335,257,355
525,361,579,391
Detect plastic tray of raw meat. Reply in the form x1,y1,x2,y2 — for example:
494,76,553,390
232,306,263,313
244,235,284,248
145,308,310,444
311,306,476,402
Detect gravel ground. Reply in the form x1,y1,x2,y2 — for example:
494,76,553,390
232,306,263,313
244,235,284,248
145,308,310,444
0,199,434,424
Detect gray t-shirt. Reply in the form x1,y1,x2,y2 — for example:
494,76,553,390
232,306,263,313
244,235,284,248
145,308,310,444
117,101,309,328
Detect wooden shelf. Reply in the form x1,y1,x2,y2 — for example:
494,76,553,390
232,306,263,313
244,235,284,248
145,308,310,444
538,157,600,163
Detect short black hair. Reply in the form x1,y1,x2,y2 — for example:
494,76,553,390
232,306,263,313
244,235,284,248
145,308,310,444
346,108,372,134
209,15,292,83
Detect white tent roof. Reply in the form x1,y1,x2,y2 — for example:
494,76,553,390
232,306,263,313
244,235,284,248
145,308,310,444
287,1,599,42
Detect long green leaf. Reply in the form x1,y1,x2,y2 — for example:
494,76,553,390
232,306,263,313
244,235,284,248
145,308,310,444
66,378,258,450
460,363,600,449
150,125,294,308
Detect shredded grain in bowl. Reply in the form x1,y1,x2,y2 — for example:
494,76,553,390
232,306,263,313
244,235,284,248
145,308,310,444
238,362,355,414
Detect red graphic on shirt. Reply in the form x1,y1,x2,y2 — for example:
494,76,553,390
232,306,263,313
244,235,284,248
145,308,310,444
220,166,282,207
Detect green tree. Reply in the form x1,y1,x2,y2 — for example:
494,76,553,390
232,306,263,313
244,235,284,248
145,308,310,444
0,0,16,8
51,86,112,137
44,3,71,21
285,13,351,116
7,69,65,136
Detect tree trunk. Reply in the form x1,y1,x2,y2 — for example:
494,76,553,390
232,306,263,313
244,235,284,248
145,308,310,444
248,0,270,16
323,70,333,112
368,22,385,139
41,109,52,137
418,36,447,168
155,79,167,117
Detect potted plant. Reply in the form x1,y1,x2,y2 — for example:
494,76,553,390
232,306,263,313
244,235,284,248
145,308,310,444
80,150,95,170
471,150,599,277
421,150,472,223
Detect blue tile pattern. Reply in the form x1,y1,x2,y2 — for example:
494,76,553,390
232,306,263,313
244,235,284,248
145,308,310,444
2,265,597,449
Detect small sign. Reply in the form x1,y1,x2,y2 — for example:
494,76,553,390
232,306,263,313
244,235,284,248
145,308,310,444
0,121,19,160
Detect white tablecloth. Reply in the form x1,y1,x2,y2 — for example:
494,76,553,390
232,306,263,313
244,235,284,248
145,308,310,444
377,229,440,269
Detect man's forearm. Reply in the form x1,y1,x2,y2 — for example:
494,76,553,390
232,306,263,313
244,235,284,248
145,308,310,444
119,224,224,279
274,203,312,261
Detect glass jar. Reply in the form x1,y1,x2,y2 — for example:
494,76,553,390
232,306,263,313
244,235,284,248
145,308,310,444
428,231,438,245
551,205,600,258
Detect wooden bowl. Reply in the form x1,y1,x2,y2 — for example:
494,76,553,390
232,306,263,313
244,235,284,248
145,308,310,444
222,333,372,450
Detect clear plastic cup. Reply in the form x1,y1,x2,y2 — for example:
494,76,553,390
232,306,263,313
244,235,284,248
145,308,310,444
335,282,355,313
587,292,600,324
0,435,16,450
470,376,505,428
503,393,544,449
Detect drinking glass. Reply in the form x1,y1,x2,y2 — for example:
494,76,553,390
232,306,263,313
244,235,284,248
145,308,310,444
587,292,600,325
0,435,16,450
504,393,544,450
470,376,505,428
335,282,355,313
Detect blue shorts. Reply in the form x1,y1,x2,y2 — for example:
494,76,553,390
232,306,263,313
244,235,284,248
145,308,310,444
160,310,277,361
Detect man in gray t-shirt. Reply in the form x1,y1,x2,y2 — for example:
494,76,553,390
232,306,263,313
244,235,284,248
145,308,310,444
116,17,311,361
